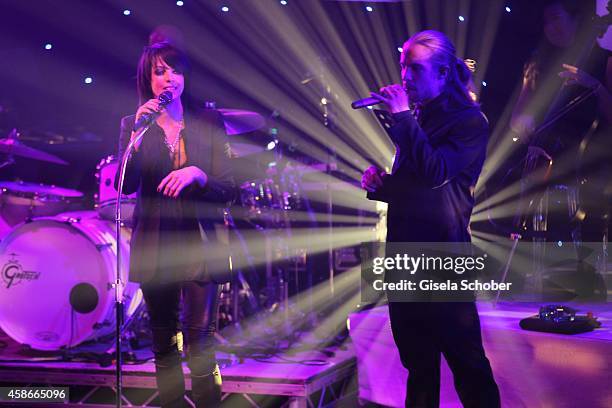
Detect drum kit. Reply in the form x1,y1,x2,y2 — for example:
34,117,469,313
0,108,323,351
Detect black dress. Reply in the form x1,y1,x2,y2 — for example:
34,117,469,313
116,108,236,408
116,108,236,284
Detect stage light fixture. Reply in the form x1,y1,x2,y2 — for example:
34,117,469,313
123,9,131,16
84,77,93,84
44,43,52,50
365,6,373,12
505,6,511,13
458,15,465,22
397,47,403,52
267,141,277,150
482,81,487,87
177,0,184,6
280,0,287,5
221,6,229,12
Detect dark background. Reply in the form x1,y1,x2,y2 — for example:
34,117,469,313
0,0,571,203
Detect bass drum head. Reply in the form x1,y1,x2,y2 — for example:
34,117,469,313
0,211,136,350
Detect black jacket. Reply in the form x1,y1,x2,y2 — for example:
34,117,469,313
116,108,236,283
367,92,488,243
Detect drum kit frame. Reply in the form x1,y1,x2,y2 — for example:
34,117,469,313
0,106,343,356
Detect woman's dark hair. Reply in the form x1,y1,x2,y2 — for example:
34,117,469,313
136,41,191,105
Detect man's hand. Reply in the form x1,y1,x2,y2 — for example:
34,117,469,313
371,84,410,114
559,64,601,89
158,166,208,198
361,165,386,192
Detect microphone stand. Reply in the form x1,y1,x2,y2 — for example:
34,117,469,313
113,123,151,408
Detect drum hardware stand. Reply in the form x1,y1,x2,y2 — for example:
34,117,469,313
0,155,14,170
221,209,259,326
0,129,18,169
320,91,337,299
493,233,522,307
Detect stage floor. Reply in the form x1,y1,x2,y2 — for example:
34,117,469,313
2,302,610,407
0,330,357,407
349,301,612,408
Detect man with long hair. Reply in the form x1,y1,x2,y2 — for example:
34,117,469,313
362,30,500,407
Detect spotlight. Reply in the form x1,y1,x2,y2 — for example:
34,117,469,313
280,0,287,4
44,43,52,50
458,15,465,22
505,6,511,13
267,141,277,150
365,6,373,12
321,97,328,105
123,9,131,16
482,81,487,87
397,46,403,52
84,77,93,84
512,137,519,142
221,5,229,12
176,0,184,5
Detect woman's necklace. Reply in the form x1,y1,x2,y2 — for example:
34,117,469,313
163,119,184,154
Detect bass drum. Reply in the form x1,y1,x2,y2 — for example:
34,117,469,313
0,211,140,350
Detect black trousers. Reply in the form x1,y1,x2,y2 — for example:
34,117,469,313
388,302,500,408
141,281,221,408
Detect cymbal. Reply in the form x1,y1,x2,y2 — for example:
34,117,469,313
0,181,83,202
218,108,265,136
19,129,103,144
0,138,68,165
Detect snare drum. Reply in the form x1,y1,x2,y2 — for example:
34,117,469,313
95,155,136,223
0,181,83,228
0,211,140,350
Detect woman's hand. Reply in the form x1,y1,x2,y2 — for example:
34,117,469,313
361,165,386,192
370,84,410,114
559,64,601,90
131,99,165,151
158,166,208,198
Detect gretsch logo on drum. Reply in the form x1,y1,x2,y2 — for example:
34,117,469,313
1,253,40,289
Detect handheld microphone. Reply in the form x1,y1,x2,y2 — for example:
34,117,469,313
133,91,173,131
351,96,381,110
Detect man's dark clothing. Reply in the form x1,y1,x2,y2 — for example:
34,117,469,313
388,302,499,408
367,91,500,407
368,92,488,243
